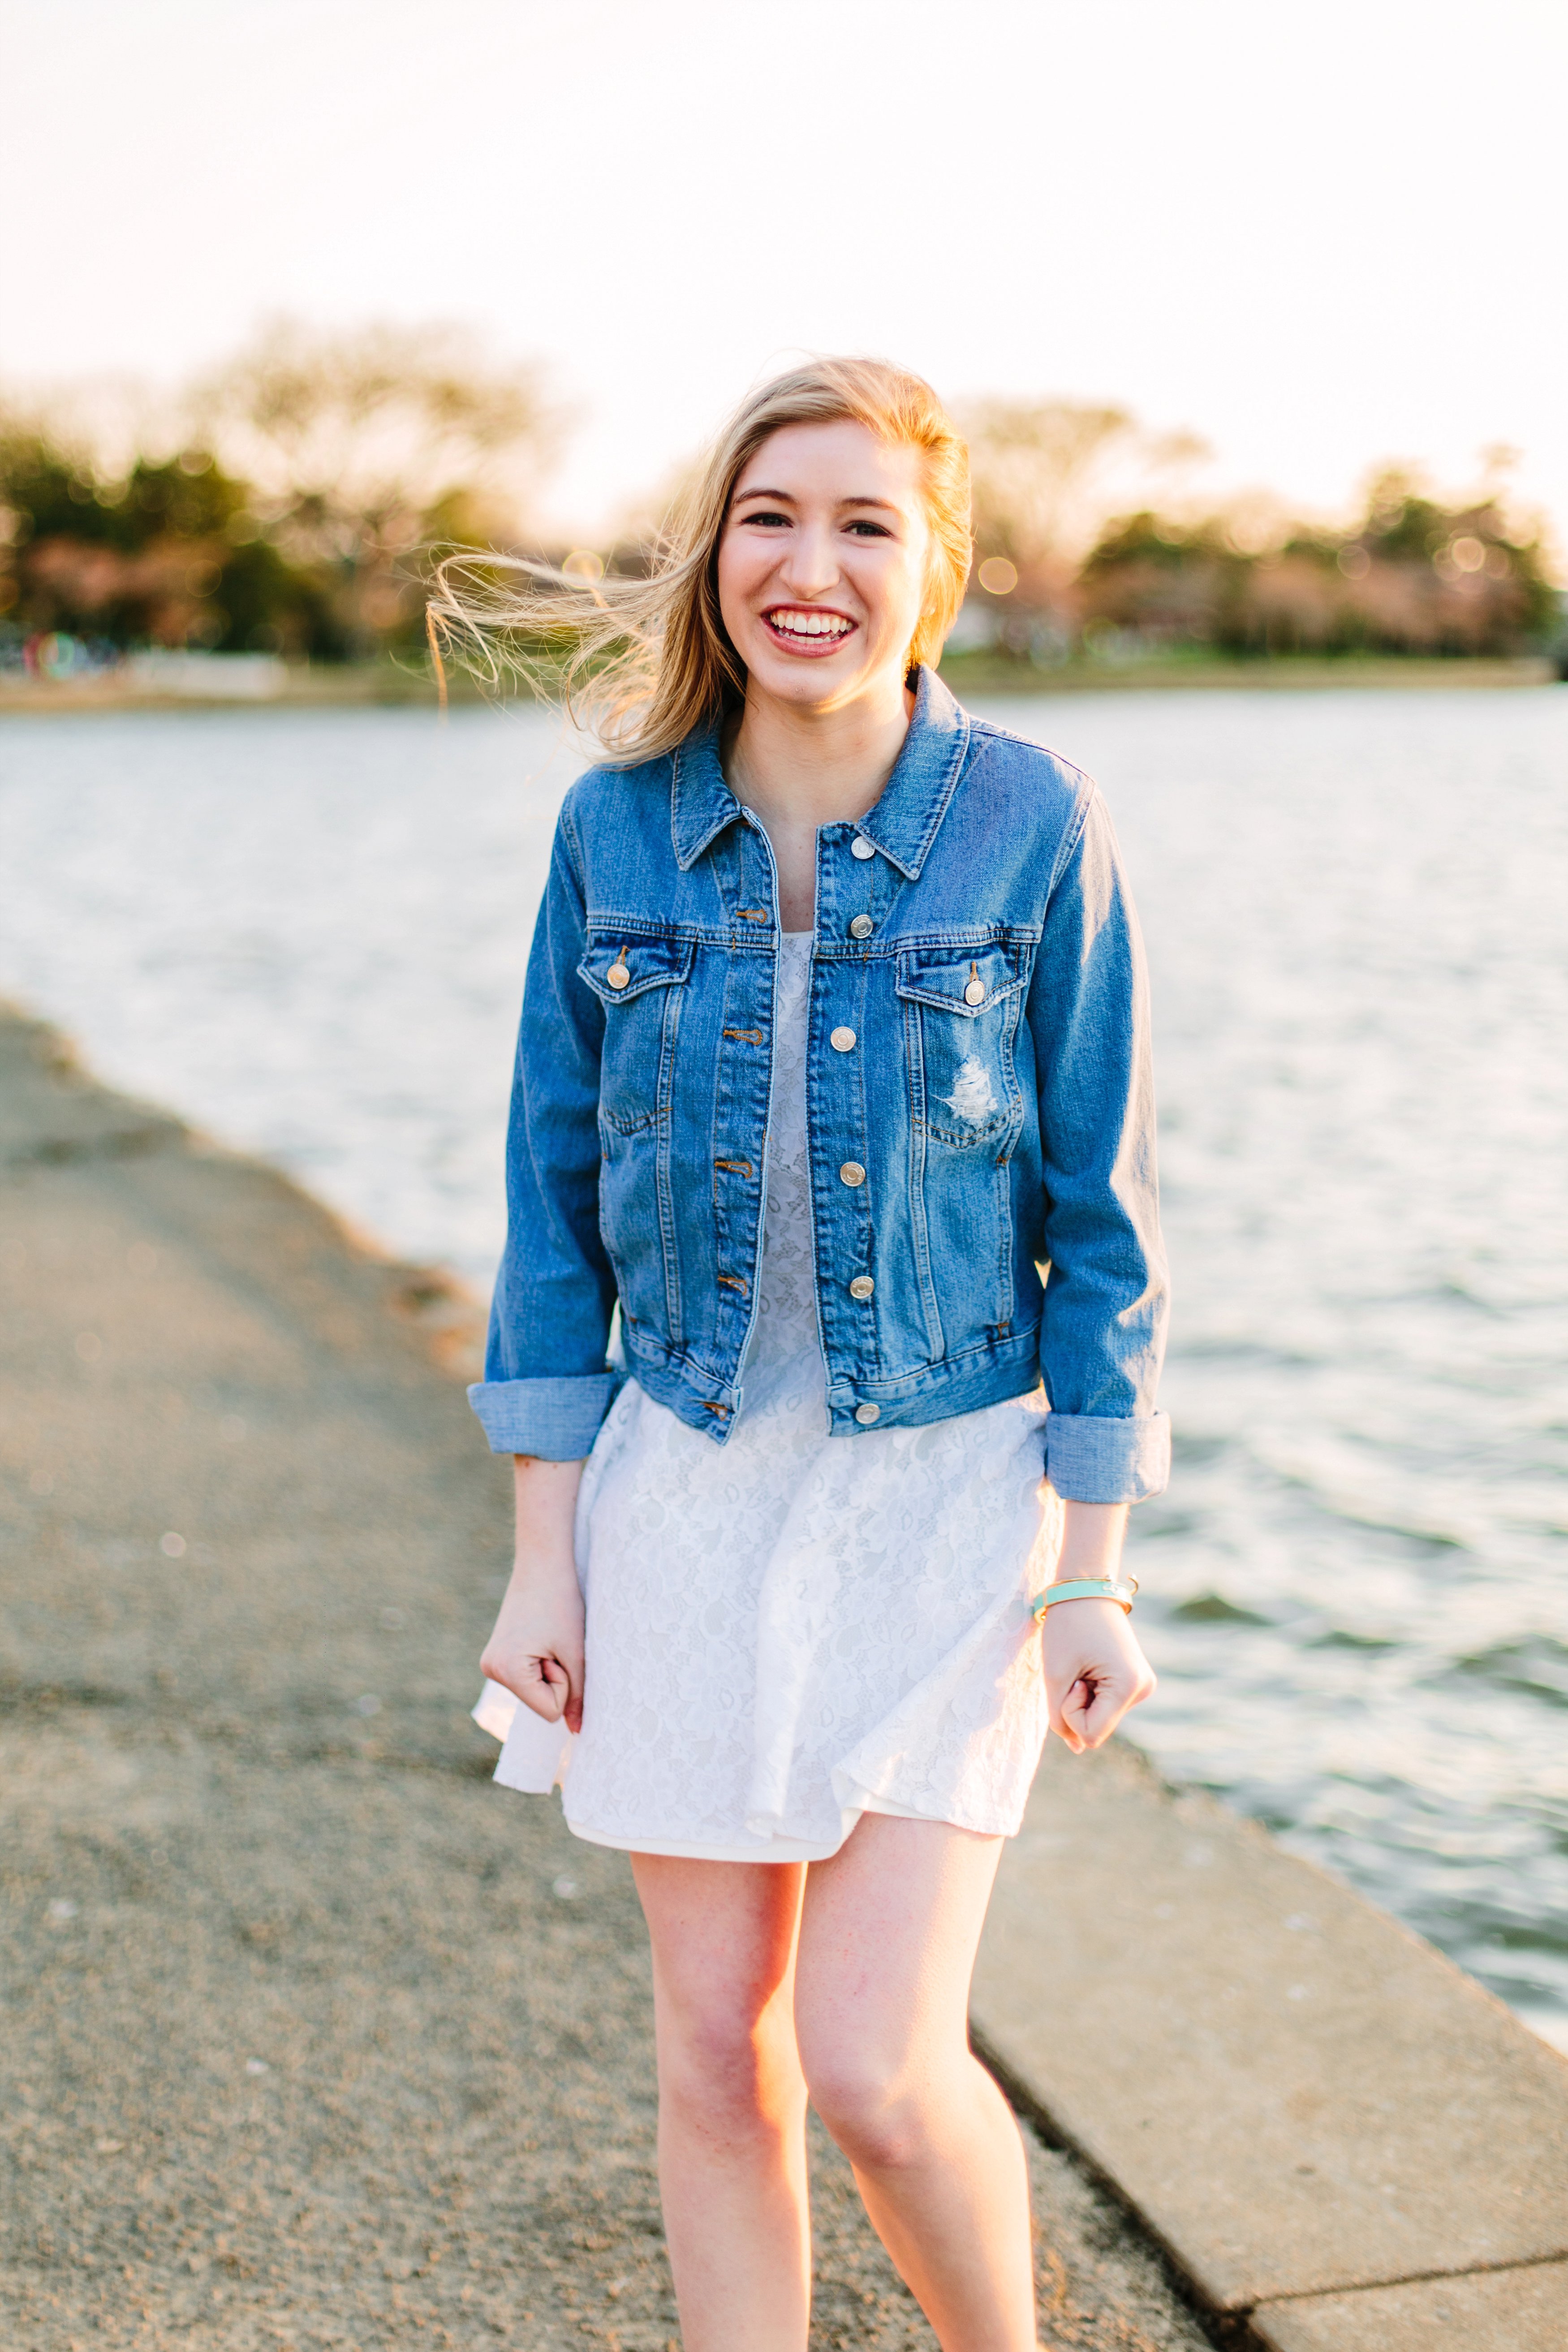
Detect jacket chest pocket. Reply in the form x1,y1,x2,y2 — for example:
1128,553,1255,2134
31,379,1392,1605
579,933,695,1133
896,944,1026,1148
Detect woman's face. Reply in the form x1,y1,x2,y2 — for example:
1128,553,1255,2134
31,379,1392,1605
716,420,933,713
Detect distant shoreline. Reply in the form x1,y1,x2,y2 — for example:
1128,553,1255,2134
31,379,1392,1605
941,651,1560,695
0,651,1558,716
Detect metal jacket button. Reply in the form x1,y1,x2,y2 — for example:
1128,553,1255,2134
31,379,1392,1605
849,1275,874,1300
607,960,630,989
853,1401,881,1424
849,914,874,940
851,836,875,860
830,1026,857,1052
839,1161,866,1187
964,978,986,1005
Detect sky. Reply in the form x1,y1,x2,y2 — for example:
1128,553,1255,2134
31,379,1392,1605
6,0,1567,556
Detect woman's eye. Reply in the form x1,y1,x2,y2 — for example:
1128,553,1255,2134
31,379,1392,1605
744,510,791,529
845,520,893,538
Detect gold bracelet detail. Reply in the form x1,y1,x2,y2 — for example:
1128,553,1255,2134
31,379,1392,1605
1031,1576,1138,1623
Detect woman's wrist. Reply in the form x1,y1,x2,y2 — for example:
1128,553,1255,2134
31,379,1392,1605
510,1455,585,1589
1050,1498,1131,1584
506,1549,579,1596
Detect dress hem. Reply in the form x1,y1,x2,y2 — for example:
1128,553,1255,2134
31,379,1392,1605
563,1789,1004,1864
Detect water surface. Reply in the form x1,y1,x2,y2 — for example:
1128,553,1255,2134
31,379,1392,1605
3,692,1564,2047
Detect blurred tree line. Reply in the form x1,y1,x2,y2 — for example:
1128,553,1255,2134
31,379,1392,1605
0,322,552,663
0,341,1557,669
960,403,1558,663
1071,479,1556,658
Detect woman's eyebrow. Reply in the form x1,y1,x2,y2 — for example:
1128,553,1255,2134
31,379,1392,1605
731,488,901,512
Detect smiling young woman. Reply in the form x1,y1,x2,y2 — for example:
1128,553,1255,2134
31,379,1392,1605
430,359,1169,2352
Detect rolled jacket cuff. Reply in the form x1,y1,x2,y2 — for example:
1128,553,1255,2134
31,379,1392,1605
467,1373,618,1459
1045,1411,1170,1503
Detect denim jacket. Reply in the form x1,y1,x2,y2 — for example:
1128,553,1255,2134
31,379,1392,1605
469,667,1170,1503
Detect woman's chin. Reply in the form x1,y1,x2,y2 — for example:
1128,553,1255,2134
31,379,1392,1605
743,641,874,710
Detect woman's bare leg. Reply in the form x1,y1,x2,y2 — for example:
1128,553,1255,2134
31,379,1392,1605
794,1814,1035,2351
630,1854,811,2352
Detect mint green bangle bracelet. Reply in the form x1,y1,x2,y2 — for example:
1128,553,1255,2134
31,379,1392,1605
1031,1575,1139,1622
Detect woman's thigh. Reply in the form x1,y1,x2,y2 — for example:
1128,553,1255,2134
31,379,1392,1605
631,1855,808,2107
793,1816,1005,2104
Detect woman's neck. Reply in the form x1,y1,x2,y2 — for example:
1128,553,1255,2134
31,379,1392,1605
724,672,914,836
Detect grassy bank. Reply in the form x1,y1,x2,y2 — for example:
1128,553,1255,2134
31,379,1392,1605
0,649,1560,716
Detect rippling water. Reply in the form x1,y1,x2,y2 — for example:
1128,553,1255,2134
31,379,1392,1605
3,693,1565,2048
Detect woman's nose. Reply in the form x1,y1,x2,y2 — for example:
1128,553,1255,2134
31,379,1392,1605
779,522,840,600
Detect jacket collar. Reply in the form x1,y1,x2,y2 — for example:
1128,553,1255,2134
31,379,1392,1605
669,665,973,880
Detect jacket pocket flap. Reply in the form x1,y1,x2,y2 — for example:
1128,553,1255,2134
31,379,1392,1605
895,944,1024,1018
578,933,695,1005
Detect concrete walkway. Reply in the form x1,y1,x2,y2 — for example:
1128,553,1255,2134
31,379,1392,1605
975,1746,1568,2348
0,1006,1210,2352
5,1001,1565,2351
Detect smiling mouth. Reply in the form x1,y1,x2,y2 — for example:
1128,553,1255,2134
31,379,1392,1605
763,606,856,651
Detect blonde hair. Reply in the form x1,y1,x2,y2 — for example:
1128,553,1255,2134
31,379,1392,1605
426,357,972,763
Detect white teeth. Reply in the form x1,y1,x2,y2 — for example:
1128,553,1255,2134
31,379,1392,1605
771,610,849,638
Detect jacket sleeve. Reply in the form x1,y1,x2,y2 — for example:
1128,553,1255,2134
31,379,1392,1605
467,800,620,1459
1026,786,1171,1503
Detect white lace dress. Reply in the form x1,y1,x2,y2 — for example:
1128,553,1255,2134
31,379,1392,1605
475,934,1061,1860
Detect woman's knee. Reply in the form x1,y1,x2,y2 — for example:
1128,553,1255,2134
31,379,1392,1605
801,2047,938,2173
635,1855,804,2132
656,1984,803,2135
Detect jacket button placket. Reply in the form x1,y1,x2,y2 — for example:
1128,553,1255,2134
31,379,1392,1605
710,823,775,1381
813,822,883,1433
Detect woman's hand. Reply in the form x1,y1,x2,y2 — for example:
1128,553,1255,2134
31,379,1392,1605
480,1456,587,1734
1041,1496,1156,1752
1043,1599,1156,1752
